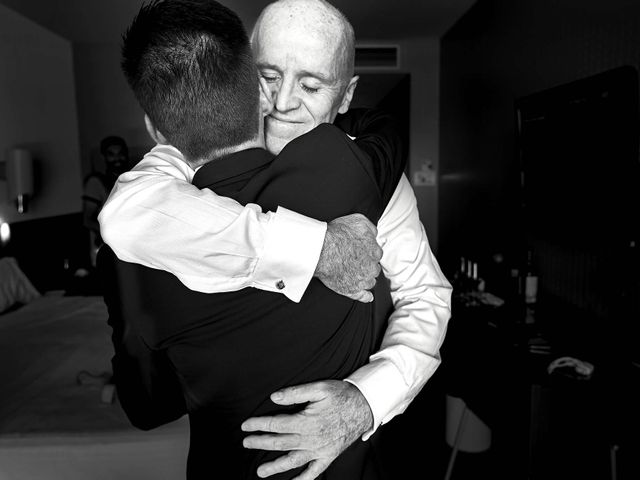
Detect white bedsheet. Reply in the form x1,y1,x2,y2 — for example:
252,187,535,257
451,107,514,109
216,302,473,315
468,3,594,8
0,295,190,479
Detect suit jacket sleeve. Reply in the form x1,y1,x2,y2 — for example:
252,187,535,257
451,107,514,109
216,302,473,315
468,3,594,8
98,246,187,431
334,107,407,205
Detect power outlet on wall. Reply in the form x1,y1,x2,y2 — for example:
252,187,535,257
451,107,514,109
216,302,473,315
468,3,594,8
412,160,437,187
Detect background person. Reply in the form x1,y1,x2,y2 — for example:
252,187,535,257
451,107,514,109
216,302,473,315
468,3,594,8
82,135,130,267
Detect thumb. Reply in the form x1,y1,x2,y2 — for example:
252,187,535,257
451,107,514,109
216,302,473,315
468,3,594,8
344,290,374,303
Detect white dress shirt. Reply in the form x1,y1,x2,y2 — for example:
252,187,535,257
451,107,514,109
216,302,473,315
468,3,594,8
99,145,326,303
99,143,452,438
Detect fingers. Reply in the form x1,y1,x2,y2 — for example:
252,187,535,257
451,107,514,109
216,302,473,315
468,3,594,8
365,245,383,281
255,451,312,478
291,460,332,480
373,244,383,262
359,276,377,291
354,213,378,235
242,413,299,434
242,381,331,433
374,260,382,277
360,217,378,238
353,259,380,297
243,433,302,451
269,382,328,405
342,213,378,238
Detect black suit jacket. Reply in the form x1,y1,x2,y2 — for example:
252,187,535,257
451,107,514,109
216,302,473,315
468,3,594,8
100,109,405,479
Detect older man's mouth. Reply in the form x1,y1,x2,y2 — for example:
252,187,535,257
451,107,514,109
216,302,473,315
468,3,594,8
267,115,302,126
266,115,307,135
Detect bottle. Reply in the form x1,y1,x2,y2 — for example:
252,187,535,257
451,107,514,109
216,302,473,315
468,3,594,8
469,260,485,293
475,262,486,293
524,249,538,305
453,256,471,294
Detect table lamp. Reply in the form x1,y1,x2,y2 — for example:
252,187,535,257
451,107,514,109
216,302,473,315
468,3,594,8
0,220,9,247
6,148,34,214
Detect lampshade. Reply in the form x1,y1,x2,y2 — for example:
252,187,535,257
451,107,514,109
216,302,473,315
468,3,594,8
0,221,9,246
6,148,34,214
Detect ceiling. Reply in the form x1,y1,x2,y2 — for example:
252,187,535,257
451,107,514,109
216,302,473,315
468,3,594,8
0,0,476,43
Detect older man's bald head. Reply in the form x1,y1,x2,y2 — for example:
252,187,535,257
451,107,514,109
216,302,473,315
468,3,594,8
252,0,355,85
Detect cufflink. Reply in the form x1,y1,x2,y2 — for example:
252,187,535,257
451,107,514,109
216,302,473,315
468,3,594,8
276,280,285,290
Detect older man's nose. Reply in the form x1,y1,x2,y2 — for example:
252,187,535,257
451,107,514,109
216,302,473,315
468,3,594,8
274,79,301,112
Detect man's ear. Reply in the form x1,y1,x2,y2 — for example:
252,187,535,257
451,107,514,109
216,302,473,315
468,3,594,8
338,75,359,114
258,76,274,117
144,114,169,145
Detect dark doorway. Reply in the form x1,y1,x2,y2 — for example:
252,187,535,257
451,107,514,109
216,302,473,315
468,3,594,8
350,73,411,173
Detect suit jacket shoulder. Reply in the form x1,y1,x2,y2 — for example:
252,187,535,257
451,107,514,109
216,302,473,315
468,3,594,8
237,123,384,224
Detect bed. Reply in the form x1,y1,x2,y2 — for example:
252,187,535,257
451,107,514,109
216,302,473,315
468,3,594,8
0,293,189,480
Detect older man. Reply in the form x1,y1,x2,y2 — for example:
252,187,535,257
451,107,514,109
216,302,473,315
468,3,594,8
99,0,451,478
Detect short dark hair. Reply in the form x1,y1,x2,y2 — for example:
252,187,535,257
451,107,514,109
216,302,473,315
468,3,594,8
121,0,259,163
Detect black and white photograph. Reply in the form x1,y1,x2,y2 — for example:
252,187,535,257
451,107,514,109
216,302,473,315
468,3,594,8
0,1,638,479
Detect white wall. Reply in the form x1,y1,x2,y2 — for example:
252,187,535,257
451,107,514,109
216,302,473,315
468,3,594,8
73,42,152,177
402,37,440,253
357,37,441,252
0,4,81,224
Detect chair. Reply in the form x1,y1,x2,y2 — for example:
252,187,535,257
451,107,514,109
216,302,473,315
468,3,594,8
443,395,492,480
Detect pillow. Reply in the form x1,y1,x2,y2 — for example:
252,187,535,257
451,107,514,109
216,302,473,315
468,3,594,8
0,257,41,314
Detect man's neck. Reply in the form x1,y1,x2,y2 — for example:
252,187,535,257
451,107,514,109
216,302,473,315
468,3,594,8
191,137,266,169
225,137,266,155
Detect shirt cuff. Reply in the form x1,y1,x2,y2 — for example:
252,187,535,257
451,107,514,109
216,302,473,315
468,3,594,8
252,206,327,303
344,357,409,441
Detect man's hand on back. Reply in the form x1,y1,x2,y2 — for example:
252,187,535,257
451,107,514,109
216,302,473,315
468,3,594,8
241,380,373,480
314,213,382,303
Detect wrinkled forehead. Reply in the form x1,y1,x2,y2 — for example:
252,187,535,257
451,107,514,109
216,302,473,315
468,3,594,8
257,28,345,78
251,4,352,83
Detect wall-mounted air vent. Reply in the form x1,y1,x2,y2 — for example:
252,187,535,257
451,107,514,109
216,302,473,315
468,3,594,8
355,46,399,69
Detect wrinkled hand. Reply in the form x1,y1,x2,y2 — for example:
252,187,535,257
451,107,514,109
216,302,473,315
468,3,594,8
241,380,373,480
314,213,382,303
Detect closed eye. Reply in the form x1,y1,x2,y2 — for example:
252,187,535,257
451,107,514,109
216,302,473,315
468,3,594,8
301,84,319,94
261,73,280,83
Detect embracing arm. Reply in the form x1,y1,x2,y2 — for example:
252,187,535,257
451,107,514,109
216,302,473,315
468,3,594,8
336,111,451,430
99,144,380,303
345,174,452,437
